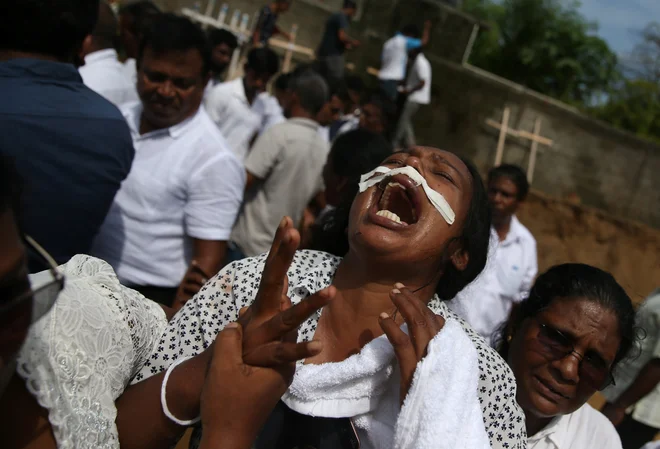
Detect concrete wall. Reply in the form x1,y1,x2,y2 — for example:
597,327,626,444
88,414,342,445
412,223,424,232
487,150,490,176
410,58,660,228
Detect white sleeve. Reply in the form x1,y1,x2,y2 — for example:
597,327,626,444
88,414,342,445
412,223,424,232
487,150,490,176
184,152,246,241
516,239,537,303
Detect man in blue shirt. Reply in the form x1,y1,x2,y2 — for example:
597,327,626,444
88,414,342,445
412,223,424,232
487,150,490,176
252,0,293,47
316,0,360,87
0,0,135,267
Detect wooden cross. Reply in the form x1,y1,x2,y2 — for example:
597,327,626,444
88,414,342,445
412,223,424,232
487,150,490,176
181,3,314,78
485,107,554,183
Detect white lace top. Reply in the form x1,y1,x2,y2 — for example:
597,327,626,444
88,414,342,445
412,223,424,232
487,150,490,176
16,255,168,449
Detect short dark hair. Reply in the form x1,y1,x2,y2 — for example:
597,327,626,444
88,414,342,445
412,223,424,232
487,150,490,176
314,154,491,301
345,74,365,94
330,129,392,179
138,13,211,76
401,24,421,38
92,1,119,50
245,47,280,76
274,72,291,92
343,0,358,9
119,0,160,35
289,70,329,116
488,164,530,201
498,264,638,371
207,28,238,50
0,0,100,61
365,90,398,136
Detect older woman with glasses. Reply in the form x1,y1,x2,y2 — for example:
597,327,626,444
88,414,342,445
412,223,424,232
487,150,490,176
499,263,638,449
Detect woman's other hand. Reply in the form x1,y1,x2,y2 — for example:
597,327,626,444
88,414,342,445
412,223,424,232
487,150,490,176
237,217,335,365
379,284,445,406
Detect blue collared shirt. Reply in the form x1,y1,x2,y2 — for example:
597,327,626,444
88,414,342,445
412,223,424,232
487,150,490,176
0,58,134,265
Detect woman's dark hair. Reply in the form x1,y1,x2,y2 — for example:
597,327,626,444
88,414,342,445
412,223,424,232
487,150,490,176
138,13,211,76
488,164,529,201
0,0,100,61
312,154,491,301
498,263,637,369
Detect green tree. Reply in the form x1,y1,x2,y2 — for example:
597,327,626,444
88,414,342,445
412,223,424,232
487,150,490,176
463,0,620,106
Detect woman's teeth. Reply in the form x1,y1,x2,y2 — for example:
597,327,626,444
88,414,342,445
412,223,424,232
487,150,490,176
376,209,406,225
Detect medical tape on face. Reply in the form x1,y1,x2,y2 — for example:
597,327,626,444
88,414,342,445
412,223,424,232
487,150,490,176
358,165,456,225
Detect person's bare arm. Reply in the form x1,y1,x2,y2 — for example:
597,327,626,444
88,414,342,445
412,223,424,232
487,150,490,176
421,20,432,47
173,239,227,311
338,29,360,48
602,358,660,426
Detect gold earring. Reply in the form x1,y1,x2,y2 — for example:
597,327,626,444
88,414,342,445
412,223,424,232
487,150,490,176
507,334,513,342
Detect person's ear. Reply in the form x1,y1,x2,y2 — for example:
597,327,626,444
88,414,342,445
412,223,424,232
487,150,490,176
448,240,469,272
79,35,94,62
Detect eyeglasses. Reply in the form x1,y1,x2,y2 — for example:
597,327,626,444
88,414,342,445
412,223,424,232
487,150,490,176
534,322,615,391
0,236,64,324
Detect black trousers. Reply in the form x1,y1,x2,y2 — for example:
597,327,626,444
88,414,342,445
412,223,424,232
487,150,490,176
617,414,659,449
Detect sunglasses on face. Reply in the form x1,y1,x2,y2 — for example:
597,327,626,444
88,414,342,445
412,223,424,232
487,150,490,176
0,236,64,324
534,321,615,391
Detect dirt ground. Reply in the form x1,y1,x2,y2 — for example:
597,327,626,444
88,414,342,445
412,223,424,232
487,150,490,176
517,190,660,307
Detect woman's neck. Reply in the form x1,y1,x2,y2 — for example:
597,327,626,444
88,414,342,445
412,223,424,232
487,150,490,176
330,251,440,322
525,409,553,437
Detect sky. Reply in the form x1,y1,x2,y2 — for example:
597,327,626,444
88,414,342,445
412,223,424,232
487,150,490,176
578,0,660,56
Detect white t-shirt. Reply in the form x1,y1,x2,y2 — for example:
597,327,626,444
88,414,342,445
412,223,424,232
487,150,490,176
91,102,245,287
528,404,622,449
602,291,660,428
79,49,138,107
231,118,329,257
450,216,538,344
406,53,432,105
204,77,263,160
378,34,423,81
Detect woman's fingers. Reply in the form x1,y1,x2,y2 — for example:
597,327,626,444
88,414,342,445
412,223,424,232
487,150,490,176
379,313,417,401
395,283,443,336
256,218,300,314
389,287,432,359
243,340,323,368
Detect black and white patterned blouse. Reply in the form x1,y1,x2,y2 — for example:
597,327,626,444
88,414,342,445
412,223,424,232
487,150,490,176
132,250,527,449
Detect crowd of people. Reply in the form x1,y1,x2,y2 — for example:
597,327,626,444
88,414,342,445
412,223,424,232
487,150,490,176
0,0,659,449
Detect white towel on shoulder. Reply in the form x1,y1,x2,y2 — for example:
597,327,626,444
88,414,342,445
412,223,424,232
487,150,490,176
282,318,491,449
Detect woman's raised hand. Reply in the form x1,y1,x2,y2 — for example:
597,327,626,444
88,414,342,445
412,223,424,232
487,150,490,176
238,217,335,366
379,284,445,406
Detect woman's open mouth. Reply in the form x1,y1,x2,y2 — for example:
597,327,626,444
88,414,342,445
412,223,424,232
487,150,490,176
369,174,422,228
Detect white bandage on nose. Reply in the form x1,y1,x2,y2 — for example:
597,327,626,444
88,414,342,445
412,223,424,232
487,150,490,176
358,166,456,225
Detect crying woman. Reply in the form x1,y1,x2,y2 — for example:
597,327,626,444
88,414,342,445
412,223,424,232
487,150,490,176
133,147,527,449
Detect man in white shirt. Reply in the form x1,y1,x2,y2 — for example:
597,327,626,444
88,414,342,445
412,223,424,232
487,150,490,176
393,48,432,148
92,14,244,310
118,0,160,85
450,164,538,345
602,290,660,449
205,47,280,160
378,21,431,101
229,70,329,260
79,1,138,107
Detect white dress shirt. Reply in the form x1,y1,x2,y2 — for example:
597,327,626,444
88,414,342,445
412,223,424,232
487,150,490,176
450,215,538,344
204,77,263,160
602,290,660,428
406,53,432,105
379,34,422,81
79,49,138,107
91,102,245,288
252,92,286,135
528,404,622,449
123,57,138,84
